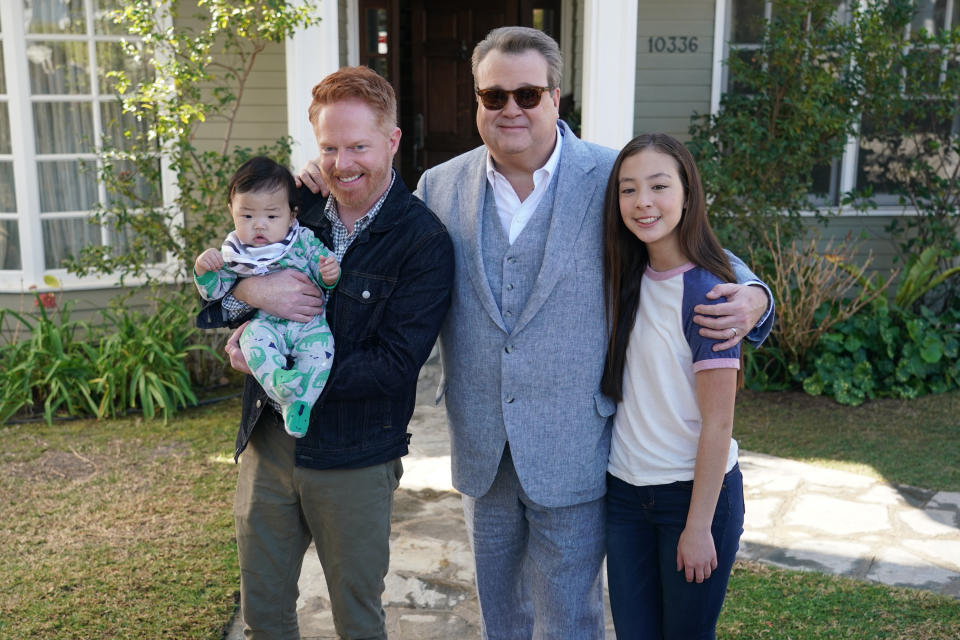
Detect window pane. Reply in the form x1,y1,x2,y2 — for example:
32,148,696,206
810,160,840,205
0,162,16,210
732,0,766,43
43,217,102,269
95,0,125,35
26,0,86,35
0,103,10,154
0,220,21,270
365,9,388,55
0,46,6,93
96,41,153,94
103,157,163,209
532,8,559,40
910,0,948,37
110,222,164,263
37,160,98,212
100,100,155,151
33,102,95,153
27,41,90,95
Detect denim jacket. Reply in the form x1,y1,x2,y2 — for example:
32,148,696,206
198,178,454,469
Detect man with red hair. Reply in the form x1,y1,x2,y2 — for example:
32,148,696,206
200,66,454,639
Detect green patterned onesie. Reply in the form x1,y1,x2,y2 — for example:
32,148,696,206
194,222,335,437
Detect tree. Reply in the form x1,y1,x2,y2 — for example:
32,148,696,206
66,0,319,286
688,0,869,254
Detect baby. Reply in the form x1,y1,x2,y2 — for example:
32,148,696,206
194,156,339,437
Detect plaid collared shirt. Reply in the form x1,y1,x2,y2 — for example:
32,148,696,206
221,171,396,322
323,170,395,262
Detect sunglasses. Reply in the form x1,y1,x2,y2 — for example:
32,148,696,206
475,86,551,110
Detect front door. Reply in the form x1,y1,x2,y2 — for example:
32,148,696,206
407,0,520,178
356,0,561,186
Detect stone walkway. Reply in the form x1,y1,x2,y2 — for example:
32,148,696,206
226,358,960,639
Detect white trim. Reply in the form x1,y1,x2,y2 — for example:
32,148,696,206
346,0,360,67
2,1,44,288
560,0,574,93
285,0,341,174
710,0,728,114
580,0,637,149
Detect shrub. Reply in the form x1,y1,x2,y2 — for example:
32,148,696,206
0,295,215,425
0,299,98,425
91,299,207,421
688,0,870,253
746,226,890,380
803,302,960,405
854,1,960,311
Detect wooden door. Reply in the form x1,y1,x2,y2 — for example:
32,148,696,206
407,0,519,176
397,0,562,184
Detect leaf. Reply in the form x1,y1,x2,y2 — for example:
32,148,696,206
920,337,943,364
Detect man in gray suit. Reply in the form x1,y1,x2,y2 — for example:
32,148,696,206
413,27,773,639
299,27,772,639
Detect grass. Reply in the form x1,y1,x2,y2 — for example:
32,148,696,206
722,561,960,638
0,401,241,639
735,389,960,492
0,391,958,638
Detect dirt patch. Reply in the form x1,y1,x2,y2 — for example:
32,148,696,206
5,449,100,482
149,442,191,459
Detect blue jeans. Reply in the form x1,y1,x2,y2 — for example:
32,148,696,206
605,465,744,640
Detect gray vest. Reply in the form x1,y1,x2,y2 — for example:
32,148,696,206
480,175,559,334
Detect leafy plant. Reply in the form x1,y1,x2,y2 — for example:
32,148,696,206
852,0,960,311
91,299,210,421
0,294,217,425
803,302,960,405
64,0,319,286
836,244,960,311
0,299,99,424
749,226,891,377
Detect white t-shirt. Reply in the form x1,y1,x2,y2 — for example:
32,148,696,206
608,262,741,487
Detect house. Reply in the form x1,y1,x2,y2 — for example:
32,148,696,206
1,0,954,314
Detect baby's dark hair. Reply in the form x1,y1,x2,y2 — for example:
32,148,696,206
227,156,299,212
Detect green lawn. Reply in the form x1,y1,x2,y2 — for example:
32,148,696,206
0,402,241,639
0,391,958,638
735,389,960,492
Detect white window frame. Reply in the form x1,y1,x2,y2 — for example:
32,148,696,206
0,0,176,293
712,0,958,216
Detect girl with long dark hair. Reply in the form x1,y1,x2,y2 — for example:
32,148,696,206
601,133,745,639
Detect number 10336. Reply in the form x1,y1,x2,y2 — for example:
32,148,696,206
648,36,699,53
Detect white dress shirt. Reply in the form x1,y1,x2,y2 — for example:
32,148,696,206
485,125,564,245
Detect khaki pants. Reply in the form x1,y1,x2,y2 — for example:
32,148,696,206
234,410,402,639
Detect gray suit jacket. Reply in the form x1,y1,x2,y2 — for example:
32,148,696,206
417,122,770,508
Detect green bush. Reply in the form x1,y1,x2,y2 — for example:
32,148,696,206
0,295,214,424
688,0,871,253
0,300,98,425
65,0,319,287
91,300,208,421
801,302,959,406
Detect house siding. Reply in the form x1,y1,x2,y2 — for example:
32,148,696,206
632,0,714,140
192,44,289,153
810,215,902,277
0,285,170,338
